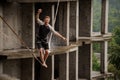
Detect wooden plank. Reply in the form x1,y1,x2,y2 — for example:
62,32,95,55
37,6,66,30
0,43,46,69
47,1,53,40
0,45,78,59
92,71,113,79
8,0,77,3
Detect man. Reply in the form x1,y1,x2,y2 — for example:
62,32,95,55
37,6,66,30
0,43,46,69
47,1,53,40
36,9,66,68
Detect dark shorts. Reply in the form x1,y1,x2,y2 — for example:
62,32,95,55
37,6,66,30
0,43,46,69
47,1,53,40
36,40,49,50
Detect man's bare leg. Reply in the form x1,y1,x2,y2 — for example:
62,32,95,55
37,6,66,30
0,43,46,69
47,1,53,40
38,48,47,68
43,50,49,68
39,48,45,64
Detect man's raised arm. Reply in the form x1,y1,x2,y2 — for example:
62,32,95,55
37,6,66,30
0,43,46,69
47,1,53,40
36,9,44,25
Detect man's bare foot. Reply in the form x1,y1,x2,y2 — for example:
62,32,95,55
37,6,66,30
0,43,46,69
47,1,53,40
42,62,48,68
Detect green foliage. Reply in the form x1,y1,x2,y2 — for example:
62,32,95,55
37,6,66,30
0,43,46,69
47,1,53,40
93,43,101,53
93,0,101,32
92,53,100,71
109,27,120,70
93,0,120,32
108,64,120,79
108,0,120,32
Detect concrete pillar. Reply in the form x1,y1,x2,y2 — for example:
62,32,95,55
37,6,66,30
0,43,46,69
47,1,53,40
51,4,55,80
76,48,79,80
79,0,93,37
32,3,35,49
100,41,108,73
0,3,3,51
78,0,93,79
101,0,109,34
76,0,79,41
32,58,35,80
78,44,92,80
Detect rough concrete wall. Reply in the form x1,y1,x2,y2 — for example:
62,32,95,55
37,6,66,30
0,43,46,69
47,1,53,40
3,59,21,79
21,58,33,80
59,54,67,80
78,44,92,79
70,1,76,41
0,61,3,73
35,57,52,80
79,0,92,37
0,3,3,51
21,4,33,48
3,2,22,49
69,51,76,80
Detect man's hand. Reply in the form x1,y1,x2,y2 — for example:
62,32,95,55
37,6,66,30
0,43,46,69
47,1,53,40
62,37,67,42
38,9,42,14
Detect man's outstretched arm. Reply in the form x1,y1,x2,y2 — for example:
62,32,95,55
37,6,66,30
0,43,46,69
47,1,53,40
49,25,67,41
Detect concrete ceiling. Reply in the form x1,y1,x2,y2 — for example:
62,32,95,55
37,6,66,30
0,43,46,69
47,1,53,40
7,0,77,3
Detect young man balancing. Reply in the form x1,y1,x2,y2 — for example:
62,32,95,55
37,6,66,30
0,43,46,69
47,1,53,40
36,9,67,68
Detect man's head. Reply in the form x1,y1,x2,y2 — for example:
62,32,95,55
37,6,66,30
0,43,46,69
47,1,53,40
44,16,50,25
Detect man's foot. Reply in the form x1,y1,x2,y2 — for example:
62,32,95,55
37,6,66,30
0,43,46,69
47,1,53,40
42,62,48,68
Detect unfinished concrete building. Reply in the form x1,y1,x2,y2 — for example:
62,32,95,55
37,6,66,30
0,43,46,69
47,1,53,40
0,0,111,80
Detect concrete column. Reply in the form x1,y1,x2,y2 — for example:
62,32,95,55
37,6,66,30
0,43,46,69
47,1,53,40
76,48,79,80
100,41,108,73
79,0,93,37
78,44,92,80
32,58,35,80
78,0,93,79
0,4,3,51
32,3,35,49
66,2,70,80
101,0,109,34
51,4,55,80
76,0,79,41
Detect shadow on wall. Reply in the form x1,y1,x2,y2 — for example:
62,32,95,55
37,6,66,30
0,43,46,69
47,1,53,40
0,74,19,80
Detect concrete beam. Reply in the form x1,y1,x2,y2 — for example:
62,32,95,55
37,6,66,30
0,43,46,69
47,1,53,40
7,0,76,3
101,0,109,34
